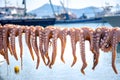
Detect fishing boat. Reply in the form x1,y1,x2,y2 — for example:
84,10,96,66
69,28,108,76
103,15,120,27
55,17,103,24
0,0,56,27
0,17,56,27
96,4,120,27
102,8,120,27
49,0,105,24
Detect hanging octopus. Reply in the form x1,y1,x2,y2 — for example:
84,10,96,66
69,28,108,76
30,26,40,69
9,25,18,61
99,27,119,74
18,25,25,69
49,27,61,68
79,27,95,74
0,24,119,74
36,26,48,66
0,25,10,64
92,27,111,70
43,26,55,66
24,26,35,61
59,28,68,63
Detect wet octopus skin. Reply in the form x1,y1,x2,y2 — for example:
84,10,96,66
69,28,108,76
30,26,40,69
0,24,120,74
4,25,13,56
2,25,10,64
92,27,110,70
18,25,25,69
49,27,60,68
111,27,119,74
80,27,95,74
0,26,4,57
0,25,9,64
36,26,50,66
101,27,119,74
92,27,113,70
25,27,34,61
92,27,118,74
68,28,78,67
43,26,55,66
0,25,3,50
68,27,87,74
100,27,113,52
58,28,68,63
9,26,18,60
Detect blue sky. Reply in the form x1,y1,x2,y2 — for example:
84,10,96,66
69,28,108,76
0,0,119,11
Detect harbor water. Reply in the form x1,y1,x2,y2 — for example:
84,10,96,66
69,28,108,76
0,23,120,80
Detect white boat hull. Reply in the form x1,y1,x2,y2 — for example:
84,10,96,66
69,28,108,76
103,15,120,27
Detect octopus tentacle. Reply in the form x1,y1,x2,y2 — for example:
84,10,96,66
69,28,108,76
9,26,18,60
84,28,99,70
43,26,54,65
59,28,68,63
30,26,40,69
0,26,4,57
111,28,118,74
0,26,8,62
80,27,96,73
100,27,111,50
25,27,34,60
68,28,77,67
4,24,13,55
49,27,59,68
100,28,113,52
92,27,109,69
2,26,10,64
18,26,25,69
36,26,48,65
79,29,87,75
92,28,101,70
0,26,3,50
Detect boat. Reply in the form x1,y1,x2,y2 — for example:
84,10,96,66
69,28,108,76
96,4,120,27
55,17,103,24
102,5,120,27
0,17,56,27
103,15,120,27
49,0,104,24
0,0,56,27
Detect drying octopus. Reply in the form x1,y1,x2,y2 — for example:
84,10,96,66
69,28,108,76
0,24,119,74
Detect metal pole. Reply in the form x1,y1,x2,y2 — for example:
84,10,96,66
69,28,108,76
22,0,27,16
49,0,56,17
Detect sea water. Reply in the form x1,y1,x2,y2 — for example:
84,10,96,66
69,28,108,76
0,23,120,80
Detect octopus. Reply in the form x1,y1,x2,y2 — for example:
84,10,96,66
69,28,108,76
18,25,25,69
0,24,119,74
30,26,40,69
0,25,10,64
42,26,55,66
36,26,49,66
99,27,119,74
49,27,60,68
79,27,95,74
59,28,68,63
9,25,18,61
92,27,111,70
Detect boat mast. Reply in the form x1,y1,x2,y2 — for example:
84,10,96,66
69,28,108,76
22,0,27,16
4,0,8,12
4,0,7,8
60,0,67,13
49,0,56,17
